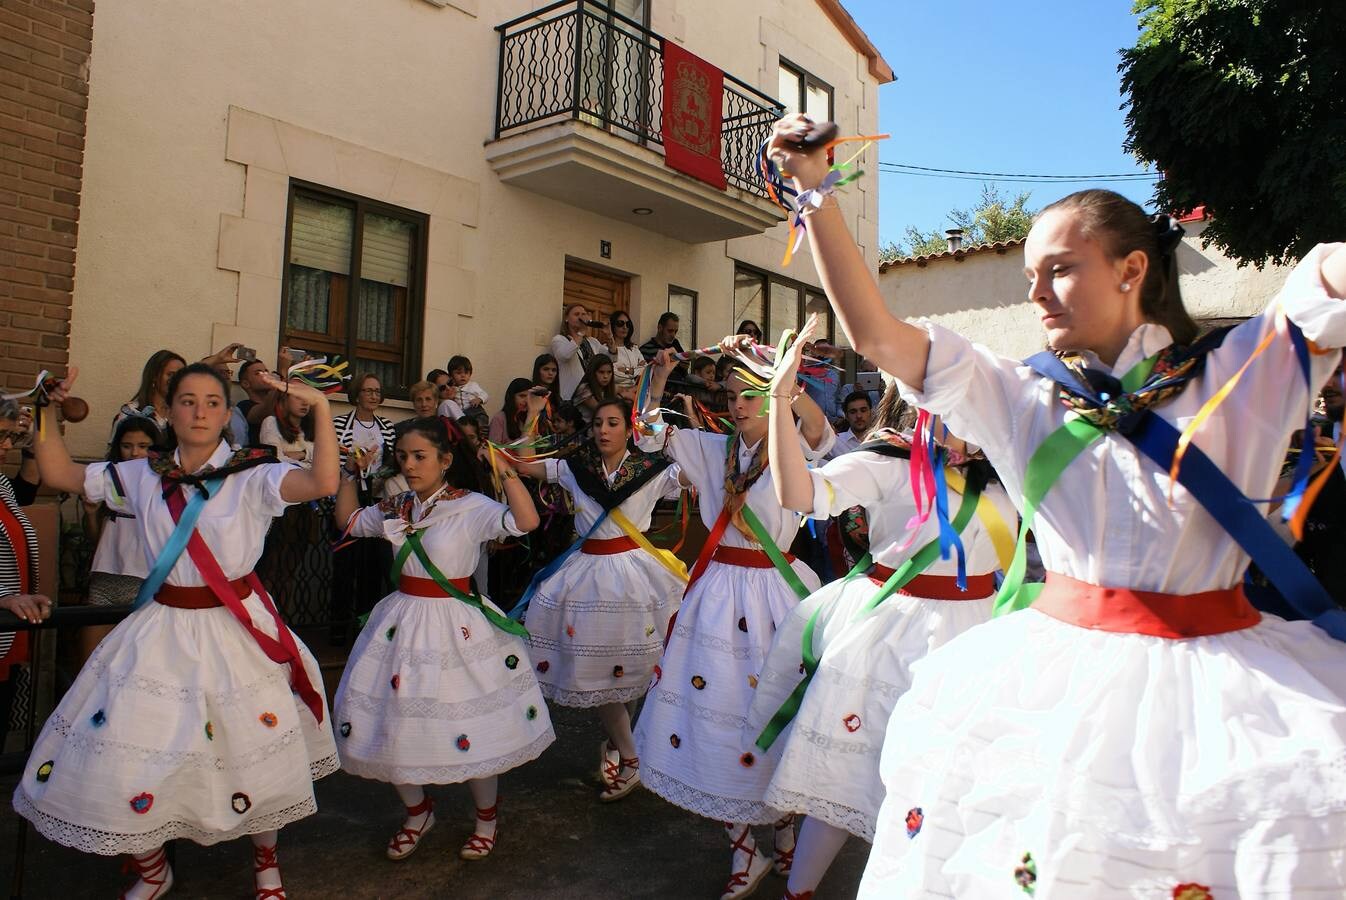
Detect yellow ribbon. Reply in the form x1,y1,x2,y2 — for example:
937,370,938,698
610,507,689,584
944,468,1015,572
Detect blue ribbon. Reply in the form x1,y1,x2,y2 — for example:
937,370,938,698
132,477,223,610
507,511,609,622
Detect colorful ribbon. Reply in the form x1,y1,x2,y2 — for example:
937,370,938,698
396,528,529,639
287,355,350,395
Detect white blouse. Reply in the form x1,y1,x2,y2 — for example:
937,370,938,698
259,416,314,467
807,450,1015,575
544,454,682,535
550,333,608,401
896,244,1345,594
347,487,525,582
84,441,296,586
610,344,647,390
642,423,834,549
89,512,149,578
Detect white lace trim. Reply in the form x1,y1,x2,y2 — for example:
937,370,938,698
85,658,298,708
641,765,782,825
539,682,649,708
648,685,749,729
669,622,753,661
355,633,509,668
339,728,555,785
532,590,672,615
528,636,663,658
44,712,332,773
764,785,875,842
13,760,335,858
338,670,541,721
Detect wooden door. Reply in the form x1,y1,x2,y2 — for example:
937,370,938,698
563,262,630,326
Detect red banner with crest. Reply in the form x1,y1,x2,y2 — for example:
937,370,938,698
661,40,727,190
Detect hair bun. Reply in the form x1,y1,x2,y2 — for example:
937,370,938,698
1150,213,1185,259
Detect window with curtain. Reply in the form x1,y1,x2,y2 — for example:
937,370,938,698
778,60,833,121
733,264,830,348
282,186,426,398
667,285,697,348
733,268,765,334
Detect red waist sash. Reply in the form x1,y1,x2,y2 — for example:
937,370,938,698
712,545,797,568
1033,572,1261,638
156,578,250,609
581,535,638,555
869,566,996,600
398,574,473,597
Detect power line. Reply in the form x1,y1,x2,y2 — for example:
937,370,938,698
878,162,1160,184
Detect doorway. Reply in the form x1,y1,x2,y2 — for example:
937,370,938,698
563,261,631,326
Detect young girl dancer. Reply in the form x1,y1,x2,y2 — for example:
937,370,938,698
332,416,554,863
79,414,161,663
635,343,834,900
16,363,339,900
769,114,1346,897
746,326,1014,900
511,394,684,801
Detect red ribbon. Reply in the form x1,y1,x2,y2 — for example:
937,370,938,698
163,480,325,724
0,500,32,672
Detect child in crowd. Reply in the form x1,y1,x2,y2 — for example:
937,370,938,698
448,356,490,429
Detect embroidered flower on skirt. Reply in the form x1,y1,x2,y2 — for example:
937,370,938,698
842,713,861,733
385,626,397,641
456,734,471,752
737,617,748,632
35,761,53,782
259,712,278,728
390,674,401,690
204,721,214,741
231,792,252,814
1014,852,1037,895
130,792,154,814
505,654,519,670
90,710,106,727
747,674,758,688
536,660,550,673
340,722,352,737
690,675,707,690
526,706,538,721
650,665,662,687
612,665,624,678
904,807,923,838
739,752,755,768
1172,885,1213,900
669,734,681,748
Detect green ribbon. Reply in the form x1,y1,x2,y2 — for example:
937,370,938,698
740,503,813,601
991,354,1157,617
393,529,531,640
755,473,984,751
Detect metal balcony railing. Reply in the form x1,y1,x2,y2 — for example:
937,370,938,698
494,0,785,198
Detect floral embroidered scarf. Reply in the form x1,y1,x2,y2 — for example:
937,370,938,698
566,442,672,512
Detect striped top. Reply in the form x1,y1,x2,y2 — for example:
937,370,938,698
0,473,40,663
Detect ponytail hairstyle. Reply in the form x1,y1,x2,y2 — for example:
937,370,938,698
1038,189,1197,345
393,416,486,494
162,362,233,449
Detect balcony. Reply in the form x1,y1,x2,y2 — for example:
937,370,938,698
487,0,786,243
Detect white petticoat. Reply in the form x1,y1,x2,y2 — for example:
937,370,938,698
745,575,992,841
635,557,820,824
860,609,1346,898
527,547,684,708
333,590,555,785
12,597,337,856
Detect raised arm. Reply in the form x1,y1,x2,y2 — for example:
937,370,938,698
261,375,340,502
768,318,822,512
510,391,551,481
768,116,931,388
497,456,539,532
32,368,88,495
645,349,678,413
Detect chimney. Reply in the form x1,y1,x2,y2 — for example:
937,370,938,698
945,228,964,253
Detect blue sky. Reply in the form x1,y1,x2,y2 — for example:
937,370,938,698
841,1,1160,250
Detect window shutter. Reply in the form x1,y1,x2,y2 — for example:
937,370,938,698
289,195,353,274
360,214,413,287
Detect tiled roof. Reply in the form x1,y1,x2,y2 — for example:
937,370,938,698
878,237,1026,272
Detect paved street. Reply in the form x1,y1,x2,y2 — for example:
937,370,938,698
5,704,868,899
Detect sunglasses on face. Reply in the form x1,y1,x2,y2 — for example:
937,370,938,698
614,320,631,328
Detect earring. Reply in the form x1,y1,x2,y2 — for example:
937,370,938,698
1119,283,1131,292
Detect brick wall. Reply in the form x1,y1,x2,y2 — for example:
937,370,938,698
0,0,93,393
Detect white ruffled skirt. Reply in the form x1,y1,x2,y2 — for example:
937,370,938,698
860,609,1346,898
635,556,820,824
333,590,555,785
13,596,337,855
745,574,993,841
526,546,684,708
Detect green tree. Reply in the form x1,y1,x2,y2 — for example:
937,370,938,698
881,185,1035,262
1120,0,1346,267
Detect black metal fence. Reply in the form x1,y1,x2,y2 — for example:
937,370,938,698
494,0,784,197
